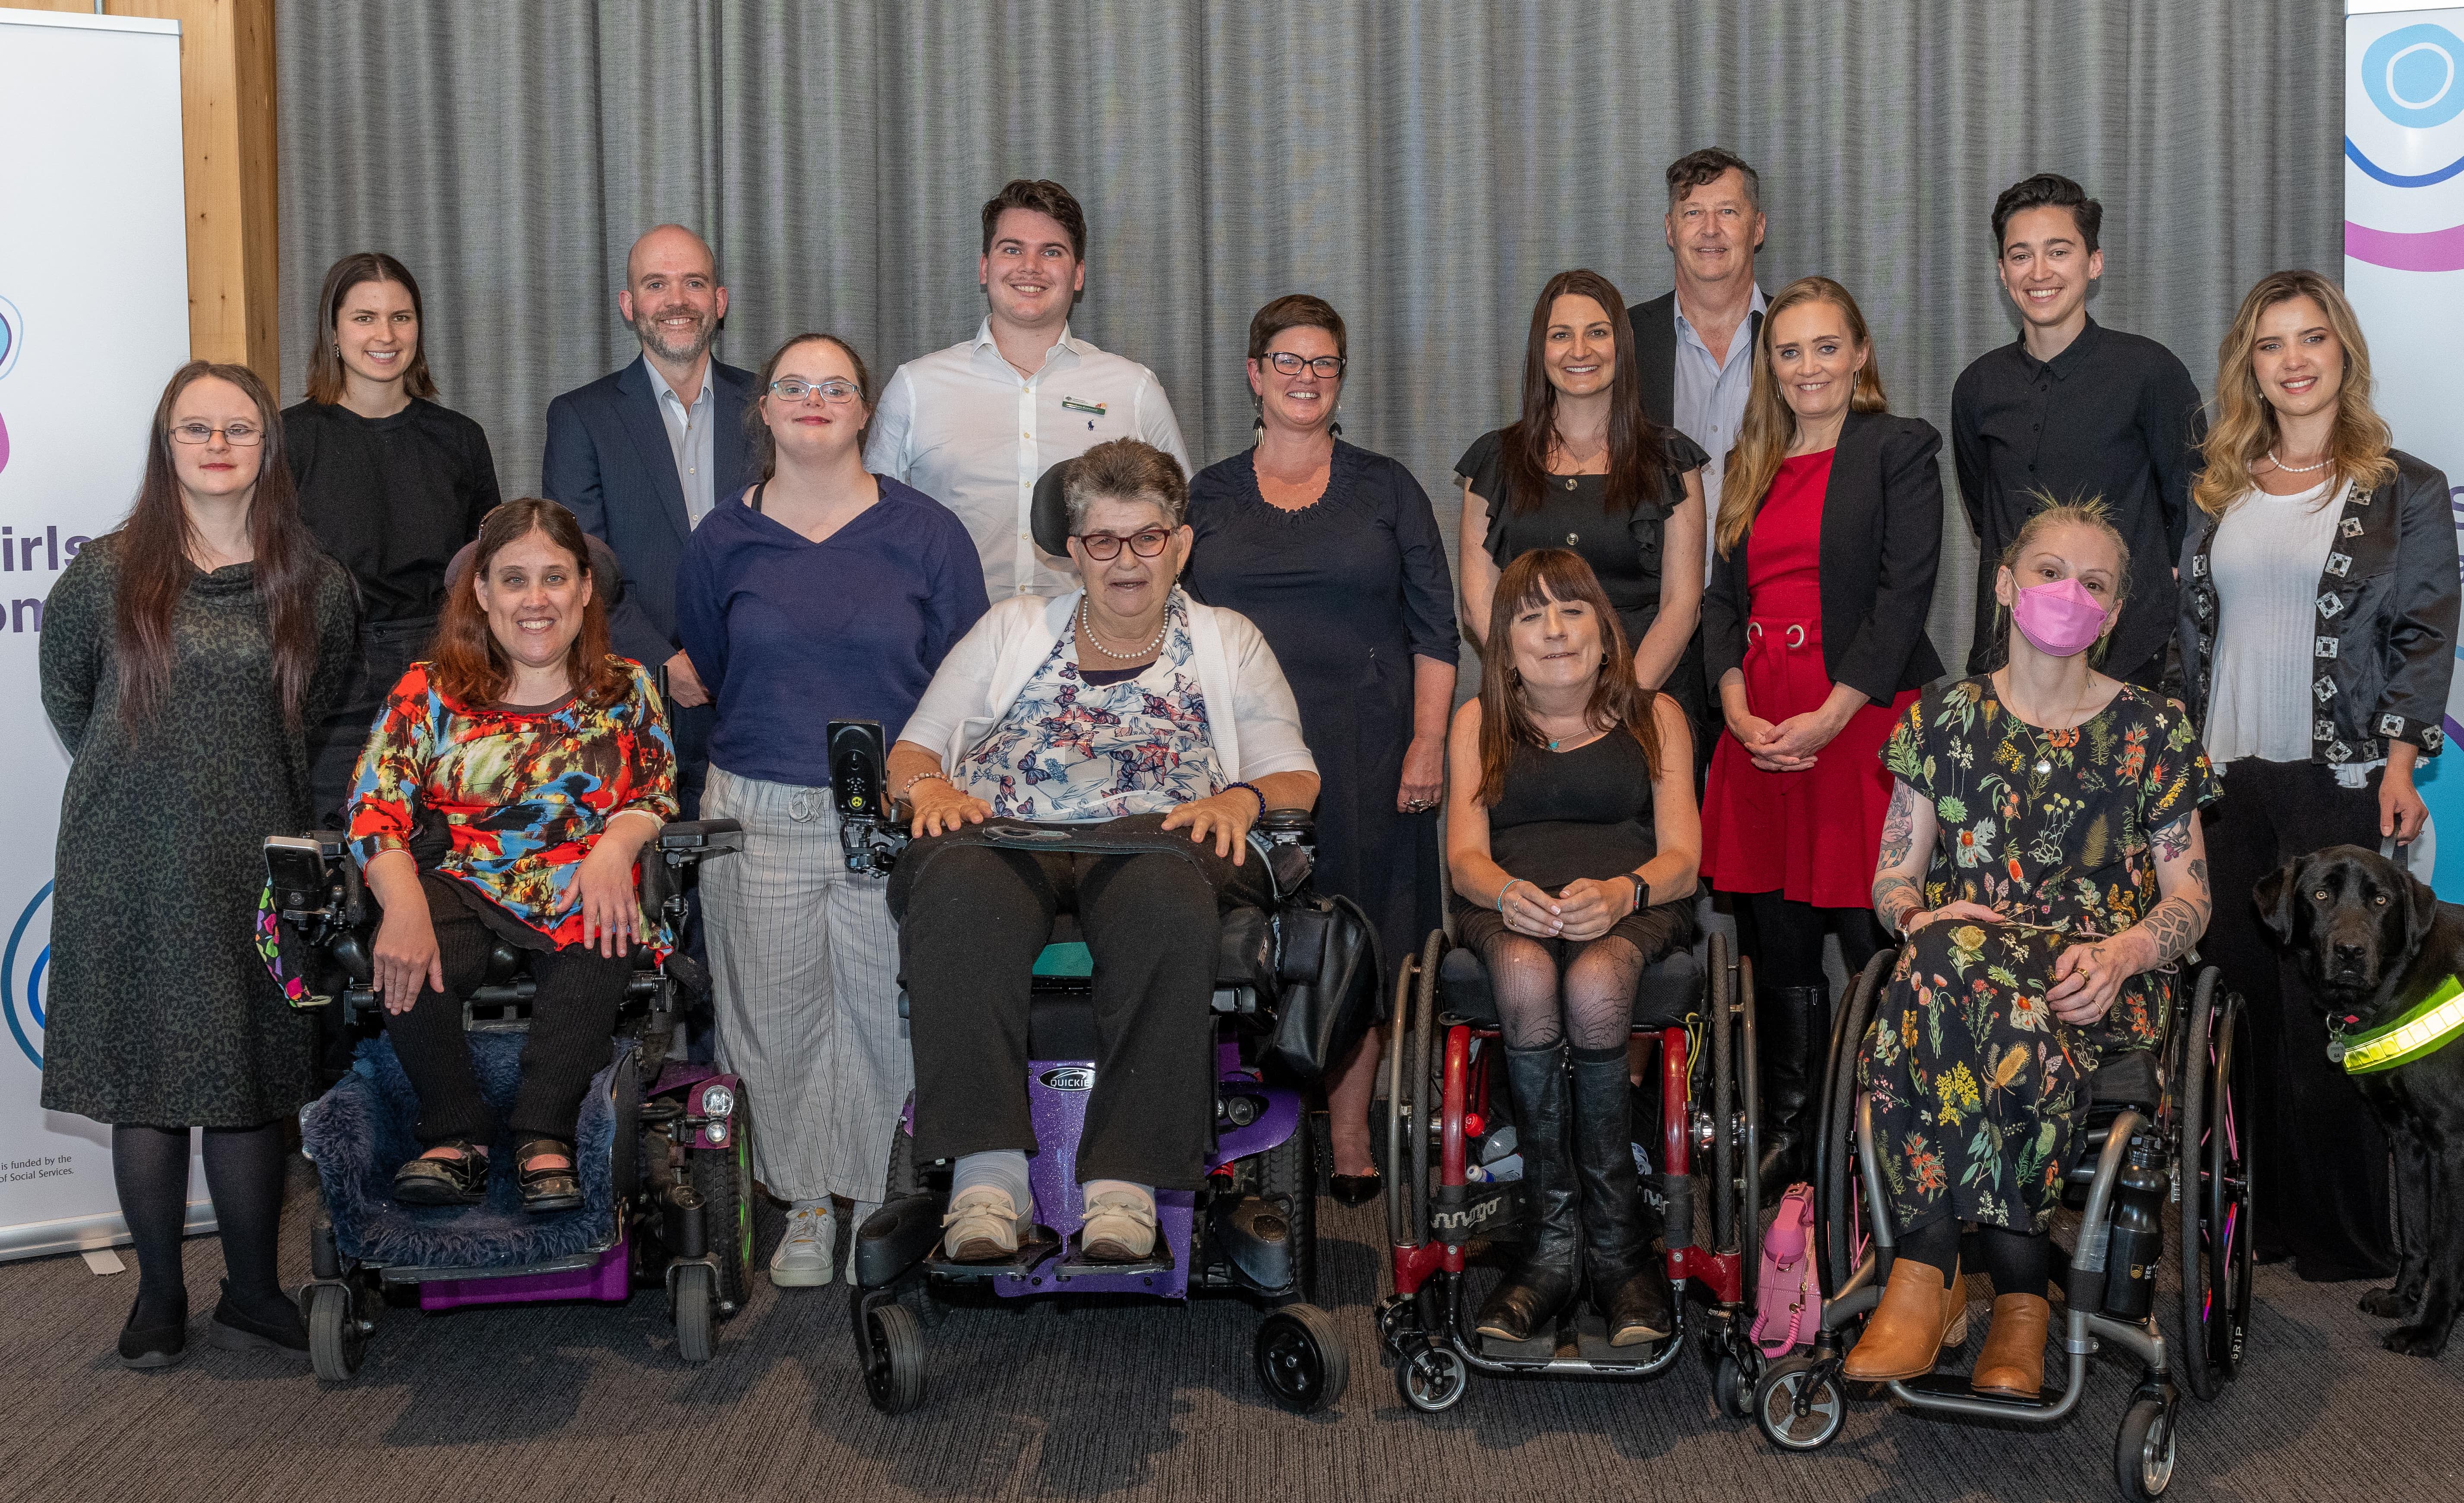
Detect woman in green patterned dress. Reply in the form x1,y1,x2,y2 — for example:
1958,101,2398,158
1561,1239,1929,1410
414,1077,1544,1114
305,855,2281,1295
1844,502,2217,1400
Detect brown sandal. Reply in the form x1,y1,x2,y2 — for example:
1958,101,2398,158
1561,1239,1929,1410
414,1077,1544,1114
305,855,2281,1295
515,1138,582,1214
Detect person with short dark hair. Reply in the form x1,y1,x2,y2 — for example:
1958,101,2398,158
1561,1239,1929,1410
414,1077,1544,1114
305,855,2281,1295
41,360,357,1367
284,252,501,828
675,333,986,1287
1184,293,1459,1204
867,179,1189,601
1951,173,2205,686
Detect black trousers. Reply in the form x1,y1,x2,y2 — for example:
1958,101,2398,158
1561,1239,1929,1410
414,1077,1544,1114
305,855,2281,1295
385,876,634,1147
889,814,1270,1190
2202,757,2395,1280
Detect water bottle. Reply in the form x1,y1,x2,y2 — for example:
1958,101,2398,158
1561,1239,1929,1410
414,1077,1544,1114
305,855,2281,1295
2103,1132,2167,1319
1479,1126,1518,1165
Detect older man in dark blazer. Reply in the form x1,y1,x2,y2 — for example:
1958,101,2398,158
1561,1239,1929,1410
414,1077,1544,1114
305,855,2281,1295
542,223,755,814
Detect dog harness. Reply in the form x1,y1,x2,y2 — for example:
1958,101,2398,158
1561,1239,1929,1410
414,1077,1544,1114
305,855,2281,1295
2329,974,2464,1074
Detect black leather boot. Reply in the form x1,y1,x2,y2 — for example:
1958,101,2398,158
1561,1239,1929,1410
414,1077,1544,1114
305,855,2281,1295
1756,982,1831,1200
1473,1044,1579,1343
1569,1044,1673,1345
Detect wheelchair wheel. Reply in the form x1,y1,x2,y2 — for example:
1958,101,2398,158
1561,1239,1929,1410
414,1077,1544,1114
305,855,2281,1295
305,1282,366,1383
862,1299,927,1415
2114,1389,2179,1500
1713,1349,1757,1420
1753,1355,1846,1451
672,1261,715,1364
1395,1342,1469,1413
1821,953,1892,1297
1254,1304,1349,1414
1257,1110,1320,1303
688,1119,755,1317
2176,972,2253,1402
1375,1292,1422,1360
1387,931,1442,1251
1710,939,1735,1257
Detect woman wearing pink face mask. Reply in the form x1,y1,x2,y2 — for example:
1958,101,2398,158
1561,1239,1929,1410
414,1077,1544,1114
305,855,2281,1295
1850,501,2219,1399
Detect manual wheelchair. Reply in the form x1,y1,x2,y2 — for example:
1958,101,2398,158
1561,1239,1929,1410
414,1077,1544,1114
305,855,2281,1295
825,721,1364,1418
1748,949,2254,1502
260,820,753,1380
1377,899,1762,1413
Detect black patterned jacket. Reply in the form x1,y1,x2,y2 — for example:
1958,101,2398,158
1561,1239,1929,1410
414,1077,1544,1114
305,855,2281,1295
2178,450,2458,766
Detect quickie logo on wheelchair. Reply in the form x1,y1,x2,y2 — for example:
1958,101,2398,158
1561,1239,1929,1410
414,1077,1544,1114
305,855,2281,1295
3,882,52,1069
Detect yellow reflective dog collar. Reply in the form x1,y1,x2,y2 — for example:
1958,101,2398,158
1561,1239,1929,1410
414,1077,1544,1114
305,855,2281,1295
2332,974,2464,1075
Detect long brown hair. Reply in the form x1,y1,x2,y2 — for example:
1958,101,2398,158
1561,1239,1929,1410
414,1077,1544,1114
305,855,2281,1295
1716,276,1889,557
1475,549,1661,805
2192,269,2395,518
114,361,326,733
430,499,629,708
1501,269,1671,519
304,252,437,407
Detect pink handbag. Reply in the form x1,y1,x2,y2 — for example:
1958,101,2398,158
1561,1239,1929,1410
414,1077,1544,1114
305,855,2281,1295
1748,1182,1819,1357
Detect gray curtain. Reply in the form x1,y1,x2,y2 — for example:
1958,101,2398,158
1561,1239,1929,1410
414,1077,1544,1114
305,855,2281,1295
279,0,2343,675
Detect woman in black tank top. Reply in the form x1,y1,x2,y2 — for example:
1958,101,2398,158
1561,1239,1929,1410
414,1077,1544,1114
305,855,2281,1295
1445,549,1701,1351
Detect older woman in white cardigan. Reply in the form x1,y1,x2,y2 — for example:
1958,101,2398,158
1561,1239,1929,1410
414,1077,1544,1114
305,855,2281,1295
883,439,1319,1266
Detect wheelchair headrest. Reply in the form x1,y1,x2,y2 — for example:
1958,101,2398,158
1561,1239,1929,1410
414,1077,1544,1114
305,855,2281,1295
1030,458,1075,560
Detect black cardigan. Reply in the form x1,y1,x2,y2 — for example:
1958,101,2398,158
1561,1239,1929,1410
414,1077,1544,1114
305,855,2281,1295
2178,449,2458,764
1627,289,1765,428
1702,409,1946,704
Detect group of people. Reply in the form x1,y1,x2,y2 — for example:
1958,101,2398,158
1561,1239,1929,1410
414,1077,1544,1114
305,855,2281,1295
31,147,2454,1398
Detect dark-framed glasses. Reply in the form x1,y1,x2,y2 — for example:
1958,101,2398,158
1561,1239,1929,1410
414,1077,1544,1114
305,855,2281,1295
769,376,862,403
170,421,263,446
1075,528,1173,560
1262,352,1347,378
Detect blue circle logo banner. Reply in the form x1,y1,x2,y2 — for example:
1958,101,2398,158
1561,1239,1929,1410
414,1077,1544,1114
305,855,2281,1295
4,884,53,1070
2366,23,2464,129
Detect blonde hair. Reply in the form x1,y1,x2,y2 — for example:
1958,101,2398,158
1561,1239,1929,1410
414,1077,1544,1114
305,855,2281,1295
1716,277,1889,558
2193,270,2395,518
1995,497,2132,663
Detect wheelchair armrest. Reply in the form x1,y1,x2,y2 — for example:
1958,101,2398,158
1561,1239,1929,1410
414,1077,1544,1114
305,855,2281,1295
657,819,744,863
1254,808,1313,841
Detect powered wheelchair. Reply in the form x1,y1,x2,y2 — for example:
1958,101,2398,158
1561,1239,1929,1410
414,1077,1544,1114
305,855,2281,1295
1377,900,1762,1413
824,721,1369,1418
258,819,752,1380
1748,949,2254,1502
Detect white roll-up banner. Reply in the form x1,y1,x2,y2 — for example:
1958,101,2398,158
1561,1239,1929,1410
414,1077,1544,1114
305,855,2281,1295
0,7,213,1258
2348,3,2464,895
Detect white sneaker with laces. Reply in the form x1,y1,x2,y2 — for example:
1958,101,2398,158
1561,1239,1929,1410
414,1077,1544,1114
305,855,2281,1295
941,1187,1030,1262
1078,1186,1158,1262
769,1203,835,1287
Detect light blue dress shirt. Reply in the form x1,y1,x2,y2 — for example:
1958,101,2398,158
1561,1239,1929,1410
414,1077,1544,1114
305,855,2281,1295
1671,283,1767,583
642,352,718,527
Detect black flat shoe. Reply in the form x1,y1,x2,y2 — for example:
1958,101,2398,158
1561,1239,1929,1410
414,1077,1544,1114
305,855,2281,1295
117,1295,187,1370
1328,1170,1383,1208
516,1138,583,1214
393,1139,489,1205
207,1279,308,1361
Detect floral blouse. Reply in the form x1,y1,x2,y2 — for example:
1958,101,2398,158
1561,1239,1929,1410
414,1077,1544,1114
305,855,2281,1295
956,591,1226,823
347,659,679,951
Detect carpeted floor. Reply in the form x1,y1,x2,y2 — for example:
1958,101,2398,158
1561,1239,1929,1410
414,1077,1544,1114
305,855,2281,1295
0,1154,2454,1503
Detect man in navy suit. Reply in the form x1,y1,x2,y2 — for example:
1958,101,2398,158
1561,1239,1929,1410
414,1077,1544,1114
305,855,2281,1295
542,223,755,813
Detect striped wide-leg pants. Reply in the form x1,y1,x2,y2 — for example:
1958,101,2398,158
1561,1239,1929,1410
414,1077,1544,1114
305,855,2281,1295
700,766,906,1204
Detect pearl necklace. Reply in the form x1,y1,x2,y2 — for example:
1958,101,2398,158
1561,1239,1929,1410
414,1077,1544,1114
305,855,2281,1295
2267,450,2331,474
1078,597,1167,661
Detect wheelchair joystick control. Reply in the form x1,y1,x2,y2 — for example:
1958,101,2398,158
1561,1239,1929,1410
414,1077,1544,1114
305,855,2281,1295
2104,1132,2167,1321
828,718,909,877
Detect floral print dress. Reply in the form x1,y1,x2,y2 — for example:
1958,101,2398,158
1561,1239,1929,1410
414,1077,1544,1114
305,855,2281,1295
1858,676,2216,1233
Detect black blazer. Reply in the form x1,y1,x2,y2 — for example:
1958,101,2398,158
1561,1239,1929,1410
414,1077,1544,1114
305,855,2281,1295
1702,409,1946,704
540,356,757,667
1627,290,1765,429
2179,449,2458,765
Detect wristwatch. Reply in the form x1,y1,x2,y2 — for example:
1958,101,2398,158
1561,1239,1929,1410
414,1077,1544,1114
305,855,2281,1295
1624,872,1649,915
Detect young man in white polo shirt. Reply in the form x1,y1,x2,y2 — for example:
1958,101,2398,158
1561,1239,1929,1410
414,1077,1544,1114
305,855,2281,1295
867,178,1190,599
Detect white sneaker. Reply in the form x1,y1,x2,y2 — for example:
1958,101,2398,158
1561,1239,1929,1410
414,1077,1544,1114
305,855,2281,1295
941,1187,1029,1262
769,1203,835,1287
1079,1186,1158,1262
843,1201,880,1284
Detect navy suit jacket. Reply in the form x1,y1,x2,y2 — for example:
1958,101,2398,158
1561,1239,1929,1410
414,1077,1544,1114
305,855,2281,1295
541,355,757,668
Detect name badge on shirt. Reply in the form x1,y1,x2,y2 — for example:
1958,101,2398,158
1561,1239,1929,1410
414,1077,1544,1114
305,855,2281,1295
1061,396,1108,415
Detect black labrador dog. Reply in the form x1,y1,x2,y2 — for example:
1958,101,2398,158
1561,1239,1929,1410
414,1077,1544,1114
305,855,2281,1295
2258,843,2464,1357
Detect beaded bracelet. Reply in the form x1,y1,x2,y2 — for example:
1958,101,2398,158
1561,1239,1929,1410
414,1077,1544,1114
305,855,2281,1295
898,770,952,799
1224,781,1267,819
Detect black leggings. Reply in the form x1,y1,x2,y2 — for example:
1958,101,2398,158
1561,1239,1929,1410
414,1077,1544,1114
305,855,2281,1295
113,1120,291,1326
383,877,633,1146
1739,891,1888,991
1896,1215,2052,1299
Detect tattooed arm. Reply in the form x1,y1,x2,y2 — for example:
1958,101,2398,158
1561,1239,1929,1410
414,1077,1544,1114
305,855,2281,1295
1871,777,1933,936
2046,811,2212,1024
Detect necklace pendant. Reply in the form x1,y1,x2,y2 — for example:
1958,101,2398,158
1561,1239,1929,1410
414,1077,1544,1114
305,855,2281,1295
2034,758,2052,776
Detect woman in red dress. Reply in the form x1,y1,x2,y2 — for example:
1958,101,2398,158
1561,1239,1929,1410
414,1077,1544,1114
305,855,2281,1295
1700,276,1945,1192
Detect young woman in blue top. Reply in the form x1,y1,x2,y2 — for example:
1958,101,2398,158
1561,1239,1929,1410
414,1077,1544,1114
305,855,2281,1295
675,333,988,1289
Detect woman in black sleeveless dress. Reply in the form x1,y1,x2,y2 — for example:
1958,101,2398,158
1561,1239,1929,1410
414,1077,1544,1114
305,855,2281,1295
1444,549,1700,1349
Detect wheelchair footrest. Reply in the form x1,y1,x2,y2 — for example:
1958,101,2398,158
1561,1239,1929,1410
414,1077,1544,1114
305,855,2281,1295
1052,1233,1174,1281
1471,1307,1683,1372
853,1193,947,1290
1895,1370,2070,1409
927,1232,1061,1282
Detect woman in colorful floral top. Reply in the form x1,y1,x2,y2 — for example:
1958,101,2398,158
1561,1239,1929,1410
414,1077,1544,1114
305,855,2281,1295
349,499,678,1212
1846,502,2216,1401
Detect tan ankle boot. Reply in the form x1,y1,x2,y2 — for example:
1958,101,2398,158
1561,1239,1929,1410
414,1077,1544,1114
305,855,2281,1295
1844,1258,1965,1382
1970,1293,2052,1397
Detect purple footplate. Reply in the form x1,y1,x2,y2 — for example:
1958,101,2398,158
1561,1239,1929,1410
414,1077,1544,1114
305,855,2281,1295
417,1229,633,1310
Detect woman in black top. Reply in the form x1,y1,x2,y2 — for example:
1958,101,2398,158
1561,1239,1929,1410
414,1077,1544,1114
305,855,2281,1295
1444,549,1700,1350
1187,295,1458,1206
1458,268,1710,758
285,252,500,827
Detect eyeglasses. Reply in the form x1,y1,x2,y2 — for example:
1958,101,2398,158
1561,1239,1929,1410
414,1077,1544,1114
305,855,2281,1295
769,377,862,404
1075,528,1174,560
1261,352,1347,378
169,421,264,446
